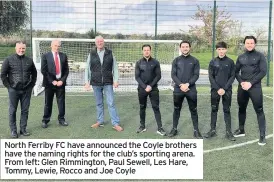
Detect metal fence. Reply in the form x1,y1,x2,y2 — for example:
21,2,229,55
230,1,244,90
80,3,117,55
0,0,273,86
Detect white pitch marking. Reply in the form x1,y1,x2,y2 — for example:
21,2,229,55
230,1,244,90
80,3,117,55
204,134,273,153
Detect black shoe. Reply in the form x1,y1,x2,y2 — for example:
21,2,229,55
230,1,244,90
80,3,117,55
11,131,18,138
194,130,203,139
225,131,236,141
168,128,178,137
157,127,166,136
233,128,245,137
59,121,69,126
204,129,217,138
42,122,48,128
258,136,266,146
20,130,30,136
136,125,146,133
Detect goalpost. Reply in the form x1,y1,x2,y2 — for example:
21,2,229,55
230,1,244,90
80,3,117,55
32,38,180,96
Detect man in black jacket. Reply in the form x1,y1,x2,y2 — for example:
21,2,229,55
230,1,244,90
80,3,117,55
1,41,37,138
41,40,69,128
135,44,166,136
233,36,267,146
168,40,202,138
204,41,236,141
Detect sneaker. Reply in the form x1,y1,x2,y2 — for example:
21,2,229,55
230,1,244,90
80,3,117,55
157,128,166,136
204,129,217,138
136,126,146,133
194,130,203,139
225,131,236,141
168,128,178,137
113,125,123,132
91,122,104,128
258,136,266,146
233,128,245,137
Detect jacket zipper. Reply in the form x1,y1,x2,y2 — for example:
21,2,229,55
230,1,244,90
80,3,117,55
20,57,24,88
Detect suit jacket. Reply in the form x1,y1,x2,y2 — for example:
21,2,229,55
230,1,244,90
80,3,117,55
41,51,69,87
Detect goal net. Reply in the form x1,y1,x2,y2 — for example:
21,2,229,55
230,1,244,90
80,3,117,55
32,38,180,96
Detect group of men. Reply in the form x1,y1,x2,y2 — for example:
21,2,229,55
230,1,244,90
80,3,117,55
0,40,70,138
0,35,268,146
133,36,267,146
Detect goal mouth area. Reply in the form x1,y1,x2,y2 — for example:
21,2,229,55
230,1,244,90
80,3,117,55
32,38,180,96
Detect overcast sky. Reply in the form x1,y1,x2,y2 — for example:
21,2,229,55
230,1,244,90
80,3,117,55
31,0,271,36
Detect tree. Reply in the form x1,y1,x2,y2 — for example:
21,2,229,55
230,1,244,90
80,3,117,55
87,29,96,39
0,1,29,36
253,27,267,40
189,5,237,45
115,33,125,39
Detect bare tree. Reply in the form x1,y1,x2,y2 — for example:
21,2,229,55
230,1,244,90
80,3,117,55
253,27,267,40
189,5,237,45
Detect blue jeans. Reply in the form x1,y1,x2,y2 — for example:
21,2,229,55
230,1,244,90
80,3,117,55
92,85,120,126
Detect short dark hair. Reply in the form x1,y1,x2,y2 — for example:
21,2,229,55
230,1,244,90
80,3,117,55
243,36,257,44
216,41,227,49
180,40,191,47
142,44,151,50
15,41,26,46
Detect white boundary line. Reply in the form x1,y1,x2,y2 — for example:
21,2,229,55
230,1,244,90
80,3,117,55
204,134,273,153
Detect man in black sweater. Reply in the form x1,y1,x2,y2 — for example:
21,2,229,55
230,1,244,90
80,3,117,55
233,36,267,146
1,41,37,138
135,44,166,136
204,41,235,141
168,41,202,138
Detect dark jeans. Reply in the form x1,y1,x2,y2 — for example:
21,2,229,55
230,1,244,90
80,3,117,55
210,89,232,132
42,86,66,123
138,87,162,129
173,89,199,130
237,85,266,136
8,87,33,132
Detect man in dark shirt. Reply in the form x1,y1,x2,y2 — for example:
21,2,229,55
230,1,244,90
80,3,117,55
233,36,267,146
135,44,166,136
1,41,37,138
168,41,202,138
204,41,235,141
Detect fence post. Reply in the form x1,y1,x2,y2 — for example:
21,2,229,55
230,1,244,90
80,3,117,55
212,0,217,59
30,0,33,58
267,0,272,86
154,0,158,59
94,0,97,35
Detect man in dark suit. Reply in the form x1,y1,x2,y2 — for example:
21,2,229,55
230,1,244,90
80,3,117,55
41,40,69,128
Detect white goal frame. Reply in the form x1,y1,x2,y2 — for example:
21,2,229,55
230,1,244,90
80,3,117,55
32,38,181,96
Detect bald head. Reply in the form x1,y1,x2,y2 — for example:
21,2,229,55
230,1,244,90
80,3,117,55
51,40,61,52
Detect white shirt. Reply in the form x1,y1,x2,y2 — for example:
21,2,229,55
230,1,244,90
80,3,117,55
52,51,61,79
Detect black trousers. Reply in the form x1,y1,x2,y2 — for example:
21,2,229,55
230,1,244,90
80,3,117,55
138,87,162,129
8,87,32,132
172,89,198,130
42,86,66,123
210,89,232,132
237,85,266,136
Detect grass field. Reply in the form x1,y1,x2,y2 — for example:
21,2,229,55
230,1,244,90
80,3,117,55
0,87,272,181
